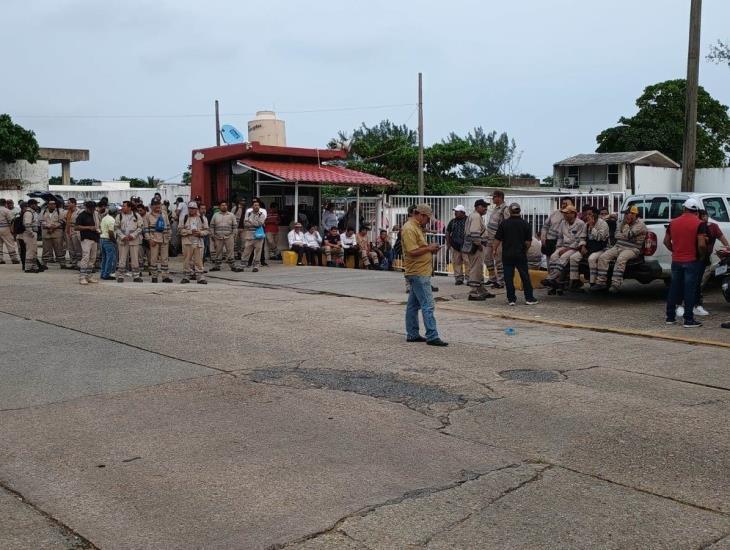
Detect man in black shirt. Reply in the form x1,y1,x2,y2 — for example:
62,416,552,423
446,205,467,285
76,200,100,285
323,226,344,267
494,202,538,306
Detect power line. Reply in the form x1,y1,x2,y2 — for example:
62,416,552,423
11,103,415,120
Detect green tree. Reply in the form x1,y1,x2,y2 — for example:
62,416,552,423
329,121,517,195
596,79,730,167
0,114,39,163
708,40,730,68
119,176,152,188
182,164,192,184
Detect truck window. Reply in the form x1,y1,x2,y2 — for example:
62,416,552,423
670,200,685,219
645,197,669,220
702,197,729,222
625,199,645,219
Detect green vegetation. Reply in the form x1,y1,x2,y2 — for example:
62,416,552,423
0,114,39,163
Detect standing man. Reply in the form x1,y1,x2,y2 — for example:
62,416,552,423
178,201,209,284
445,205,467,285
0,199,20,264
242,199,267,272
41,200,66,268
264,203,281,261
145,200,174,282
592,206,647,293
76,201,100,285
494,202,538,306
65,198,82,269
402,204,447,346
464,199,494,301
234,197,247,260
209,201,241,272
541,205,587,288
321,202,339,232
541,198,574,257
114,201,144,283
664,198,706,328
99,205,117,280
484,190,508,288
20,199,41,273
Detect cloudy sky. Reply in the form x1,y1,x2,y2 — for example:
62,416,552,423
2,0,729,181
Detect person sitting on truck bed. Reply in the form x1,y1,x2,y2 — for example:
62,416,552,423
540,198,573,257
592,206,647,293
541,205,586,289
573,208,610,287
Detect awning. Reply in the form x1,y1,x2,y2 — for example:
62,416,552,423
237,159,394,187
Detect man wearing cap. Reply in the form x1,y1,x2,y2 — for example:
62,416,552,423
209,201,241,273
20,199,42,273
402,204,447,346
65,198,82,269
41,200,66,268
321,202,339,232
494,203,538,305
575,207,610,287
541,198,574,257
114,201,144,283
446,205,467,285
463,199,494,300
663,198,706,327
144,200,174,282
592,206,647,293
287,222,307,265
178,201,209,284
484,190,508,288
75,200,100,284
541,205,587,288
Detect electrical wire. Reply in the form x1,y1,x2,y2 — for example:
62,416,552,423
12,103,415,120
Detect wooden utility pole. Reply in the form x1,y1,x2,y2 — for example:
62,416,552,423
215,99,221,146
681,0,702,192
417,73,425,196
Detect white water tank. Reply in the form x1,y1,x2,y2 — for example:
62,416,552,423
247,111,286,146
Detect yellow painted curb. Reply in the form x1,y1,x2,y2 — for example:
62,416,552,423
439,303,730,349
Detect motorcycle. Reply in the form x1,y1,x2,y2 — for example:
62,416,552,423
717,249,730,303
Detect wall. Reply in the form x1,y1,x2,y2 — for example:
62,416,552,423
47,185,190,205
0,160,49,203
633,166,730,195
695,168,730,193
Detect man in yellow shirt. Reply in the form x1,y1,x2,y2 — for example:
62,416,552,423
402,204,448,346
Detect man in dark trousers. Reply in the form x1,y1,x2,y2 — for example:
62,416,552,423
663,198,706,328
494,202,539,306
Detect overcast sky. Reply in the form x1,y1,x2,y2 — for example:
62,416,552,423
2,0,729,181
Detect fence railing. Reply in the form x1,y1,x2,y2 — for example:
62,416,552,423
323,191,625,274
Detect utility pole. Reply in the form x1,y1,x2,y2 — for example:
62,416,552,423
681,0,702,192
417,73,425,196
215,99,221,146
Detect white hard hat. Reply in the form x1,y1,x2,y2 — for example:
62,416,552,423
453,204,466,213
682,198,700,211
188,201,198,209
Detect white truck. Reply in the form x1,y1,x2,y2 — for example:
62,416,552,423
620,193,730,283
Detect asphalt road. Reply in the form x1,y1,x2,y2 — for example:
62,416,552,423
1,261,729,549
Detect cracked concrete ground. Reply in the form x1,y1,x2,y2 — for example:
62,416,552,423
1,263,729,549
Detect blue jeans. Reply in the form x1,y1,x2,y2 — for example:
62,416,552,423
405,275,440,341
503,258,535,303
100,239,117,278
666,261,702,322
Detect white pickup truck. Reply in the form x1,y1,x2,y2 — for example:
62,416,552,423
620,193,730,282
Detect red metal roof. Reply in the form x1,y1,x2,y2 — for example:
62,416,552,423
240,159,394,187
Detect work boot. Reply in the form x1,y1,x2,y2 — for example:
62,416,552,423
11,259,20,264
162,277,173,283
569,280,583,290
180,278,190,284
151,277,159,283
197,279,207,285
133,277,143,283
0,260,5,264
210,266,221,272
117,277,124,283
455,279,464,286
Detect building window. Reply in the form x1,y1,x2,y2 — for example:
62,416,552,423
566,166,579,186
607,164,619,185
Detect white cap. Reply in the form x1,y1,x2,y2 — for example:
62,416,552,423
453,204,466,213
188,201,198,209
683,198,700,211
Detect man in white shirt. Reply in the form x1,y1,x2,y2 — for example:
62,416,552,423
340,227,358,267
303,224,323,266
287,222,307,266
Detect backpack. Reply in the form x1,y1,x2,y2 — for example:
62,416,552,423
11,215,25,236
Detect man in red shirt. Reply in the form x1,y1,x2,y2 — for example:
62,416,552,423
264,203,281,261
663,198,707,327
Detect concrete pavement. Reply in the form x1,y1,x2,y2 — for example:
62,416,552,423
1,262,729,549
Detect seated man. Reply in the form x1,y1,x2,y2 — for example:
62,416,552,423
356,226,379,269
541,205,586,289
593,206,646,293
303,224,323,266
287,222,307,265
375,229,394,270
323,226,345,267
579,208,610,286
527,236,544,270
340,227,359,267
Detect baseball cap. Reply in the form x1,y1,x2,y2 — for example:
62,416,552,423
509,202,521,214
683,198,700,211
474,199,489,208
188,201,198,209
414,203,433,217
453,204,466,213
560,205,577,213
624,205,639,215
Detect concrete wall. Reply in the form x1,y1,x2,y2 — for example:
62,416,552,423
48,186,190,205
634,166,730,195
0,160,50,204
